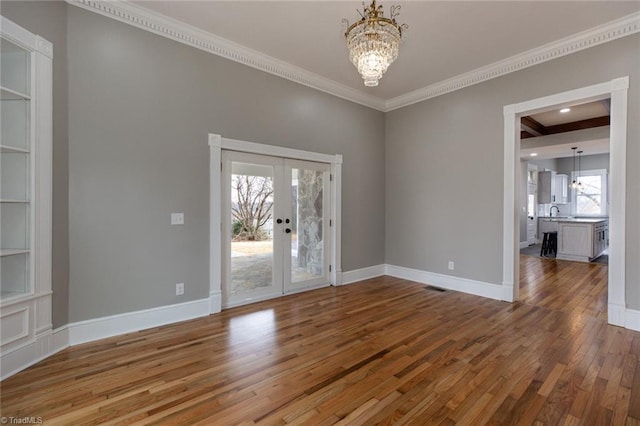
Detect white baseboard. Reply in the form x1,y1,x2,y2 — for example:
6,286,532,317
520,241,530,249
608,302,626,327
625,308,640,332
1,298,210,380
0,330,53,380
384,264,505,301
53,325,70,353
209,291,222,314
67,298,210,345
341,264,386,285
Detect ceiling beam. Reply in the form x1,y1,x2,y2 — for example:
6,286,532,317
544,115,610,135
520,116,547,136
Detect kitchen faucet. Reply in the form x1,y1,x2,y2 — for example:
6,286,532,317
549,206,560,217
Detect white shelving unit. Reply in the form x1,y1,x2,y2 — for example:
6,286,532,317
0,15,53,379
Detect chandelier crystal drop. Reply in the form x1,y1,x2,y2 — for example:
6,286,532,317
343,0,407,87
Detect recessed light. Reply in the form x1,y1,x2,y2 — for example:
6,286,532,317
560,108,571,113
530,153,538,157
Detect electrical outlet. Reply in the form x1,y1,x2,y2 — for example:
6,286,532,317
448,261,455,270
176,282,184,296
171,213,184,225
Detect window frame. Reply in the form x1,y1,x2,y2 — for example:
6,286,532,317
571,168,608,217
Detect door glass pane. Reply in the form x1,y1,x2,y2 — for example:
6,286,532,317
527,194,535,217
230,162,274,294
291,168,324,284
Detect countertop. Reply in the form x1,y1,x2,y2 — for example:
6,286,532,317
539,217,608,223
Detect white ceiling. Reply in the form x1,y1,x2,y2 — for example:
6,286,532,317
520,138,610,160
520,99,611,160
131,1,640,102
530,101,609,127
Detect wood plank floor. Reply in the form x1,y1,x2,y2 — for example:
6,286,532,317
1,255,639,424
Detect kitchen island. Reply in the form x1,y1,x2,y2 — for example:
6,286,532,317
539,217,608,262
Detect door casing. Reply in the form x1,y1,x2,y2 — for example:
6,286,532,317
502,77,628,328
221,151,331,308
208,134,342,313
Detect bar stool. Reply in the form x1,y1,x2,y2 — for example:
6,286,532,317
540,231,558,257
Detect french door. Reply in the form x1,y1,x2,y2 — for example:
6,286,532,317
222,151,331,307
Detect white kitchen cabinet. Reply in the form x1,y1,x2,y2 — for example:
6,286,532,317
537,218,558,241
593,221,608,259
554,174,568,204
0,16,53,379
538,171,568,204
538,171,555,204
556,220,608,262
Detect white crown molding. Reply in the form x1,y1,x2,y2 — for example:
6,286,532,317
66,0,387,111
385,11,640,111
66,1,639,112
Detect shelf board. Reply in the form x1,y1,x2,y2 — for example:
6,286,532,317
0,144,29,154
0,290,31,303
0,198,29,203
0,249,29,257
0,85,30,100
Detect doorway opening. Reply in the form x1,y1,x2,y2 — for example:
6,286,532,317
208,134,342,312
503,77,628,327
222,151,331,308
519,98,611,264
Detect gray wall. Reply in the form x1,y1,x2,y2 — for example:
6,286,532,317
4,2,640,322
557,153,610,176
529,158,558,172
4,2,386,323
386,33,640,309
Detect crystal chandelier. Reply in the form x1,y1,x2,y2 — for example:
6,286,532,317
343,0,407,87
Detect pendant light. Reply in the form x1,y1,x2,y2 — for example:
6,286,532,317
569,147,579,189
577,150,584,193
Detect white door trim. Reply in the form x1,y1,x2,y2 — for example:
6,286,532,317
502,77,628,328
208,134,343,314
526,162,538,246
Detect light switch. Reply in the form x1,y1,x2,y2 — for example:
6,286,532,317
171,213,184,225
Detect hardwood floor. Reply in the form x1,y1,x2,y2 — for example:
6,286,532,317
1,256,639,424
519,254,609,322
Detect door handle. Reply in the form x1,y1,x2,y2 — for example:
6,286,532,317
276,218,283,224
285,228,291,234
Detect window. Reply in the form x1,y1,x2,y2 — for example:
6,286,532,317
572,169,608,216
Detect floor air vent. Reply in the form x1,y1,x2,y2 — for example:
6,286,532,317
425,286,446,292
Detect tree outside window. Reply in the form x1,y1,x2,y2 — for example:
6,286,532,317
572,169,608,216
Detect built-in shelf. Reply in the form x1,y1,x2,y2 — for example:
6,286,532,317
1,14,52,380
0,145,29,154
0,290,28,300
0,199,29,203
0,86,30,101
0,249,30,257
